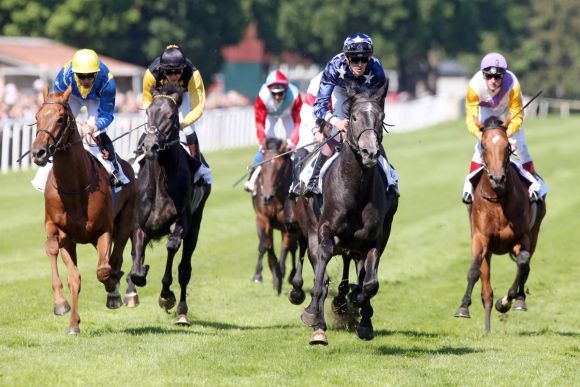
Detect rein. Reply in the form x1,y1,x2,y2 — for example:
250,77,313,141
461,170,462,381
143,94,181,153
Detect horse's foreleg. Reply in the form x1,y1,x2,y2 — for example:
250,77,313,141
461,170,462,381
174,219,202,326
159,224,183,312
95,232,114,292
279,231,296,284
502,248,531,312
480,253,493,333
128,228,150,288
45,233,70,316
59,239,81,335
332,253,351,316
454,252,484,319
288,237,307,305
253,219,269,284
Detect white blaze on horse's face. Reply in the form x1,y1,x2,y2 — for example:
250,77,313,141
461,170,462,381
492,134,501,144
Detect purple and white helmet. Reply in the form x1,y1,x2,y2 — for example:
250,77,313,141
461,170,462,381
480,52,508,74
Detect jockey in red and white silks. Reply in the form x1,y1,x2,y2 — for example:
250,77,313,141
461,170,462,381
462,52,548,203
245,70,302,193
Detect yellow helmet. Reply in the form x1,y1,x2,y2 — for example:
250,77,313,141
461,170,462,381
71,49,100,73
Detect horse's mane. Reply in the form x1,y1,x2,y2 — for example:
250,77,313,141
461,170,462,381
264,137,283,151
154,84,183,107
342,80,386,115
483,116,506,130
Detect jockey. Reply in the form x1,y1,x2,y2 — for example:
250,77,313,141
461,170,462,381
52,48,129,188
244,70,302,193
462,52,548,204
303,32,399,197
141,44,212,184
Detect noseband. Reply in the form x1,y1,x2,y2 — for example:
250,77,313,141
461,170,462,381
35,101,74,156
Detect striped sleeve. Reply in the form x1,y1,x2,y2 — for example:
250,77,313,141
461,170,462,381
465,85,481,137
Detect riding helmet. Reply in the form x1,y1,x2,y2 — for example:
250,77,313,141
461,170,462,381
71,49,100,74
343,33,373,58
160,45,187,70
481,52,508,74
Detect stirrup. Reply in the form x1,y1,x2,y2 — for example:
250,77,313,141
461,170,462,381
110,169,124,188
529,191,542,203
303,182,320,198
462,192,473,204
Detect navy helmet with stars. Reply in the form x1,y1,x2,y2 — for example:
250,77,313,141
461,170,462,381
343,33,373,58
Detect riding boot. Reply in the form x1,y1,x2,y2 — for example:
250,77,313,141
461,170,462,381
99,133,124,188
288,148,307,199
186,133,200,161
303,153,328,198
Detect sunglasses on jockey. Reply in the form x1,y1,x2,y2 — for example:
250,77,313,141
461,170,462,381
76,73,96,80
347,56,370,64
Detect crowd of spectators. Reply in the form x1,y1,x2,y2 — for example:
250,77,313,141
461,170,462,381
0,77,253,122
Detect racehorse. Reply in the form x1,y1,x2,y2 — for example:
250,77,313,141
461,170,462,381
300,84,399,345
454,116,546,333
251,137,297,294
30,85,136,334
126,85,211,326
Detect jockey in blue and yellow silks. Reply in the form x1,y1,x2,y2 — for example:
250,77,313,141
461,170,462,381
53,49,128,187
31,49,129,192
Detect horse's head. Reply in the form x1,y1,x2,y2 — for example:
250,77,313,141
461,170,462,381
477,116,512,193
143,85,183,160
31,85,75,166
258,138,288,204
343,82,386,167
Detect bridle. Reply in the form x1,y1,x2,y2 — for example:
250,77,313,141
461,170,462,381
35,101,74,157
480,126,512,202
144,94,181,152
344,98,383,154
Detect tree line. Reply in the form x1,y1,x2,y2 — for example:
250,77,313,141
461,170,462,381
1,0,578,98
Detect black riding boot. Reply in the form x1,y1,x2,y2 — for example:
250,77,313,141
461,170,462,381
303,153,328,198
289,148,307,199
99,133,124,187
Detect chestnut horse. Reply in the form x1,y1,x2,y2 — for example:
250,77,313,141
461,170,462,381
454,116,546,333
251,137,297,294
300,84,399,345
31,85,136,334
127,85,211,326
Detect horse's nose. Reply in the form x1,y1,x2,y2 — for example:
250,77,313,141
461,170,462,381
262,194,273,204
31,147,48,166
360,148,378,167
490,173,506,187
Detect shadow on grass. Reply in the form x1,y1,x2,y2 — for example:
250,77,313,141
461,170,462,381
373,329,441,338
519,329,580,338
377,345,483,356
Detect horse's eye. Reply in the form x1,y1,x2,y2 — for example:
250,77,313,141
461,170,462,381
352,115,357,122
56,117,64,124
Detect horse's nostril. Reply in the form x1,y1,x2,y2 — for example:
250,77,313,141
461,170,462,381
151,144,160,152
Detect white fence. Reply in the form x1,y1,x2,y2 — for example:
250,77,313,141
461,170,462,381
4,94,565,174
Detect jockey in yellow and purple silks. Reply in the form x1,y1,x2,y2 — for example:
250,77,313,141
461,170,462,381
461,52,548,204
53,48,129,187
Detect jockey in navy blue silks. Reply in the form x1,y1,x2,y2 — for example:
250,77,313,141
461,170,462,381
301,33,399,197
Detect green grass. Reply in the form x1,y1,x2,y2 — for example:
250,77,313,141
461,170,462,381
1,117,579,386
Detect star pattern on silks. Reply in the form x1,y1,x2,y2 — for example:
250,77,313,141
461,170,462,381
351,35,366,44
364,72,375,84
338,65,347,79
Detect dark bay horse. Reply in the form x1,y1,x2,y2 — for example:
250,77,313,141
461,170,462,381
300,84,399,345
30,85,136,334
454,116,546,333
127,85,211,326
251,137,297,294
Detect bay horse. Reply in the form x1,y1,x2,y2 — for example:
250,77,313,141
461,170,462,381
30,85,136,334
454,116,546,333
251,137,297,294
126,85,211,326
300,84,399,345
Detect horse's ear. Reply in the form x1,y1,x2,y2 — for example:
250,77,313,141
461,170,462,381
503,115,512,129
472,115,484,129
170,90,183,107
150,87,159,97
63,84,73,101
42,84,50,101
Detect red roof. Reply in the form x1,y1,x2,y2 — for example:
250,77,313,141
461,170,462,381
0,37,143,76
221,22,270,63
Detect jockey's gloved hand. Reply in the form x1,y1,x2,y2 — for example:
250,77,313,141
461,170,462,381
286,139,296,151
508,138,517,155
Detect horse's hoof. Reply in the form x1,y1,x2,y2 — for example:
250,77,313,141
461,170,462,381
106,294,123,310
356,325,374,341
124,293,140,308
454,307,471,318
67,326,80,335
495,296,512,314
53,301,71,316
175,314,191,326
512,299,528,311
159,295,176,312
252,275,263,284
288,289,306,305
300,310,317,327
309,329,328,345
